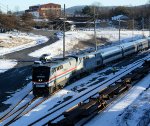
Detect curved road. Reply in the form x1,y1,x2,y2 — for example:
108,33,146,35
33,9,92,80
0,35,58,112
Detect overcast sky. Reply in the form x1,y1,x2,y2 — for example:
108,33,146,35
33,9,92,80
0,0,148,12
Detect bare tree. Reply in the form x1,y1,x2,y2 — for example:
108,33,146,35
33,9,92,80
20,13,35,32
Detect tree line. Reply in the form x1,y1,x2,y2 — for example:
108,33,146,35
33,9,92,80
75,3,150,29
0,13,35,33
0,3,149,32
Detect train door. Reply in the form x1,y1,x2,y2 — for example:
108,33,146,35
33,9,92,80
76,57,84,73
84,54,96,70
51,66,57,90
95,53,103,67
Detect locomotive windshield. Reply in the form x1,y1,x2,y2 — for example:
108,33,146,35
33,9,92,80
32,66,50,82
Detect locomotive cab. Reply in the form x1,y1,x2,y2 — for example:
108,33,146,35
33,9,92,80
32,65,51,96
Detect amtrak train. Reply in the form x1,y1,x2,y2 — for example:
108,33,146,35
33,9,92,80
32,38,150,96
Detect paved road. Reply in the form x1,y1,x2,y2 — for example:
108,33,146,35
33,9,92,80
0,34,58,111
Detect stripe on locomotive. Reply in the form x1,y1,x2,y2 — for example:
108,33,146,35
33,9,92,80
33,66,77,83
49,66,77,82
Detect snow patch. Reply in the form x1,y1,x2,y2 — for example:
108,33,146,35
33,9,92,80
0,32,48,56
0,59,17,73
86,74,150,126
29,30,149,58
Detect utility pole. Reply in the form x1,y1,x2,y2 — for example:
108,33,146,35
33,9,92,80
142,17,144,37
119,19,121,42
149,17,150,37
132,18,134,41
7,5,8,14
94,6,97,52
63,4,66,58
0,5,1,14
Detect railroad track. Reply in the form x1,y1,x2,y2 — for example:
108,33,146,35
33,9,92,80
3,51,150,126
1,85,65,126
0,89,32,122
79,76,150,126
78,86,135,126
1,95,36,126
24,54,150,126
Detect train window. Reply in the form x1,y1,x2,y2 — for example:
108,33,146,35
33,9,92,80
104,51,121,59
52,69,53,73
124,46,135,52
52,68,57,73
60,65,63,69
83,56,89,60
52,68,54,73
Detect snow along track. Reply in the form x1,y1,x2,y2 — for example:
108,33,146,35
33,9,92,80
85,74,150,126
47,57,150,126
1,85,67,126
1,94,57,126
1,92,36,126
22,54,150,126
0,89,32,122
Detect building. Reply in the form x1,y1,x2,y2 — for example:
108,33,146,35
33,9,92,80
25,3,61,19
39,3,61,19
111,15,128,21
111,15,129,28
25,5,40,18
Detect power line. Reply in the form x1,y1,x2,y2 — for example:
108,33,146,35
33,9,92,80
0,3,7,12
0,3,11,13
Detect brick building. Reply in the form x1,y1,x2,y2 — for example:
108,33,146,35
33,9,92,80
25,3,61,19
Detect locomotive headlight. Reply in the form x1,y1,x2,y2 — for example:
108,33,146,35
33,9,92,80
38,79,43,82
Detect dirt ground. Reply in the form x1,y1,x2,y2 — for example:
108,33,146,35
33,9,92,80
0,30,57,48
73,36,111,50
0,37,33,48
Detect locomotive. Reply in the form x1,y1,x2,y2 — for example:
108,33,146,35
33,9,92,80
32,38,150,96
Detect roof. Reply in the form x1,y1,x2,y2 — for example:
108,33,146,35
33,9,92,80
112,15,128,21
40,3,61,7
34,57,75,67
99,46,122,56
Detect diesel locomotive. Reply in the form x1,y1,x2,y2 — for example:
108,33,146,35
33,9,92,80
32,38,150,96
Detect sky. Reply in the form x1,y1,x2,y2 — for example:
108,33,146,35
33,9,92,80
0,0,149,12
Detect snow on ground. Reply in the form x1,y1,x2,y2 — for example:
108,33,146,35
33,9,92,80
0,28,149,125
0,29,148,73
116,87,150,126
0,82,32,117
0,31,48,56
0,59,17,73
0,31,48,73
29,29,149,58
85,74,150,126
6,53,150,126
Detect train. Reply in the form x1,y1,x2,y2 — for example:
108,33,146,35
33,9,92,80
49,59,150,126
32,37,150,96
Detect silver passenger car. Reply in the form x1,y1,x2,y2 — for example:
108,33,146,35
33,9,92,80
99,46,123,64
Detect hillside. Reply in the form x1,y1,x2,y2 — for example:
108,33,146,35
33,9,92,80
66,5,86,14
